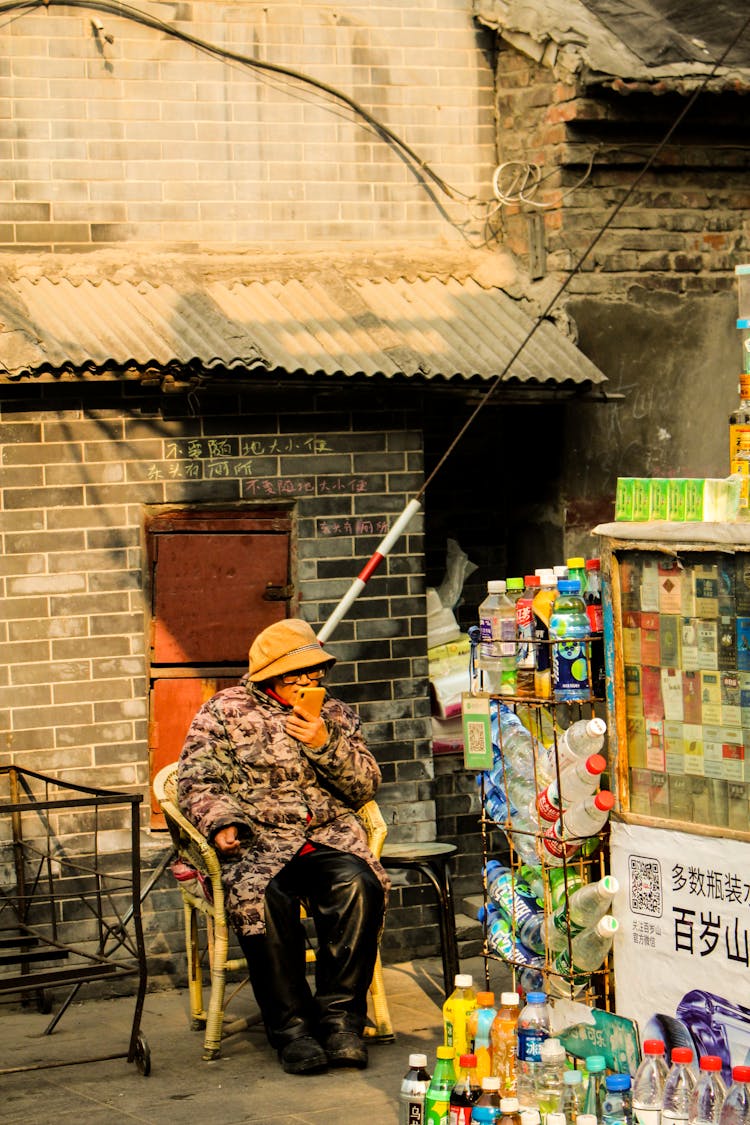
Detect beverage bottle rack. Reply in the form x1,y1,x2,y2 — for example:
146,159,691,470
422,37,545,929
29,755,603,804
477,689,614,1009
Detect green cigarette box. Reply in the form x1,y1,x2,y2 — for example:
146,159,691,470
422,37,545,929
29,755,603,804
615,478,635,521
649,478,669,521
632,477,652,521
667,478,687,521
685,478,706,521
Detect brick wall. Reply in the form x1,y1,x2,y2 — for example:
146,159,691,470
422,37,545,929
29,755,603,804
0,379,439,975
2,0,497,248
492,44,748,298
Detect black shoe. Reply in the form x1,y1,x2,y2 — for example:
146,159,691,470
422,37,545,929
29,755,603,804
323,1029,368,1069
278,1035,328,1075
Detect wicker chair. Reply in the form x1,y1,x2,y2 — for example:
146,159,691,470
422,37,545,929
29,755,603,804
153,763,394,1059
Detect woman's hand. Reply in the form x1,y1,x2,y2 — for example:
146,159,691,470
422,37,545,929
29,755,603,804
213,825,242,856
286,705,328,750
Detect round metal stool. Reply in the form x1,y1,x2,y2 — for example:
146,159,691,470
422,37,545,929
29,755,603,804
381,841,460,999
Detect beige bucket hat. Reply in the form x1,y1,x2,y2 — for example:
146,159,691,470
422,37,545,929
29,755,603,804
248,618,336,682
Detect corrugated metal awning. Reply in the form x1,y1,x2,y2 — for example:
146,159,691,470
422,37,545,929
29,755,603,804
0,249,607,388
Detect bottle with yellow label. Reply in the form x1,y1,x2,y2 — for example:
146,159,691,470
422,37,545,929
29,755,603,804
443,973,477,1058
732,428,750,516
730,374,750,468
532,570,557,700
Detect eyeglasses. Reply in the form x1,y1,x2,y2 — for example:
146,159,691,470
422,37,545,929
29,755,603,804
279,666,328,685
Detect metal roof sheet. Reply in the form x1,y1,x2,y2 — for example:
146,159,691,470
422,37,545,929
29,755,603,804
0,257,606,388
474,0,750,88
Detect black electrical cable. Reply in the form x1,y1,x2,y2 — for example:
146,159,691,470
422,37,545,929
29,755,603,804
0,0,473,206
1,0,748,494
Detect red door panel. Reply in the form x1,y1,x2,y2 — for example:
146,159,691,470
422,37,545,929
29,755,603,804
149,676,238,827
152,532,289,665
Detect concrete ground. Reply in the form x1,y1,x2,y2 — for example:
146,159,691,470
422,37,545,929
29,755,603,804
1,955,514,1125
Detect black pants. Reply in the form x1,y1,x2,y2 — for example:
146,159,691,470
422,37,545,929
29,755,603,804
237,845,385,1048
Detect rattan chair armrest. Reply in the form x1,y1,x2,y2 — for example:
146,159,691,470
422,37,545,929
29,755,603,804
160,797,224,882
356,799,387,860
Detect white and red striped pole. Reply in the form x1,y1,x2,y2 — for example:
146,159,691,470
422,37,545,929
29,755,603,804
316,498,423,643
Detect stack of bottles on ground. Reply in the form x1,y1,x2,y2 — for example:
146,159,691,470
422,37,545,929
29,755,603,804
399,981,750,1125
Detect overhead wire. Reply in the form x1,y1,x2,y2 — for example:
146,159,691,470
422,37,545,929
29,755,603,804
1,0,748,637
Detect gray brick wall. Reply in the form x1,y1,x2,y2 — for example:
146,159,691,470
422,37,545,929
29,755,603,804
0,380,442,971
2,0,498,248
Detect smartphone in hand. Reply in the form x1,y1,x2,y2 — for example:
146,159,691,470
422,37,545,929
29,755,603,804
296,686,326,717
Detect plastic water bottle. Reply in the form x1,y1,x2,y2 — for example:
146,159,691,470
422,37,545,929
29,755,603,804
662,1048,697,1125
482,907,544,970
561,791,615,838
426,1046,459,1125
496,704,553,787
547,866,585,911
444,975,478,1058
543,792,615,864
565,915,619,972
689,1057,726,1125
479,581,517,695
491,992,521,1093
486,785,513,826
579,1115,599,1125
516,991,551,1111
537,754,607,822
467,992,499,1083
400,1052,432,1125
718,1067,750,1125
537,1038,567,1119
633,1040,668,1125
516,576,540,697
548,876,619,950
549,916,618,999
485,862,546,955
550,579,591,702
583,1056,607,1122
451,1053,482,1125
562,1069,585,1124
550,718,607,776
472,1076,503,1123
492,708,545,863
602,1075,633,1125
499,1098,523,1125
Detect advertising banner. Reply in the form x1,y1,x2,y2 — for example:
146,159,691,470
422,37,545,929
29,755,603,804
610,820,750,1081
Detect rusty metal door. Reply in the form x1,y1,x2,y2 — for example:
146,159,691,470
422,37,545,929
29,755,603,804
147,509,293,826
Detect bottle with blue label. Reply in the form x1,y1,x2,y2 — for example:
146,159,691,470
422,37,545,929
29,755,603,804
485,862,546,955
549,579,591,702
516,991,551,1111
602,1074,633,1125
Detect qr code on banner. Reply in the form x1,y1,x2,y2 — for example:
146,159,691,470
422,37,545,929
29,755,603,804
465,721,488,757
629,854,663,917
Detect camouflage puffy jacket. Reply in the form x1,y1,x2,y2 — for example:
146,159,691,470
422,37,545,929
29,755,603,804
177,675,389,937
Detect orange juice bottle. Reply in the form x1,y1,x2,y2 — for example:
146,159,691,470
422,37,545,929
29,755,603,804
490,991,521,1094
532,570,558,699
